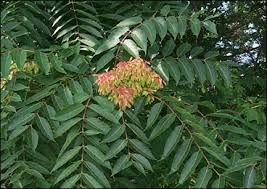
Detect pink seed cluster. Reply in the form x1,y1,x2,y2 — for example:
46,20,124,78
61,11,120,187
96,58,165,109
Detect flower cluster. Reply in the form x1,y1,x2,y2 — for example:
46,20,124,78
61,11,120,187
96,58,165,110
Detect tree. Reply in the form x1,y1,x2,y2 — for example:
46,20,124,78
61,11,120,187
1,1,266,188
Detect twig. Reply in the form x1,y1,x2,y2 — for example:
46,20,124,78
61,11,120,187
79,97,92,188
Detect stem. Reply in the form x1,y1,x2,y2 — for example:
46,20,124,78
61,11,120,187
79,97,92,188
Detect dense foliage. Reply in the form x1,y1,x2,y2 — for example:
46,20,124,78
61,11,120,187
1,1,266,188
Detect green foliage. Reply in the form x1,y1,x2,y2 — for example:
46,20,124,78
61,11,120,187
1,1,266,188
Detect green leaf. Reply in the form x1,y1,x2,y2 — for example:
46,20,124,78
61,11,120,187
169,139,192,174
81,77,93,95
23,84,57,106
54,103,84,122
191,18,201,37
85,145,111,169
131,28,147,54
8,113,35,131
80,25,103,38
85,161,111,188
111,154,130,176
194,132,218,149
58,128,79,158
176,43,192,57
93,96,115,112
155,60,169,82
126,123,149,144
133,161,146,175
204,51,220,59
162,39,175,57
219,125,251,136
56,25,77,39
178,16,187,38
60,174,80,188
25,168,46,181
35,50,50,75
61,86,74,105
74,2,97,14
124,110,141,127
204,13,222,21
160,5,170,16
205,61,217,86
51,146,81,173
161,126,183,160
84,129,101,136
95,37,120,55
12,83,29,91
96,50,115,72
142,19,156,45
212,176,225,188
8,125,30,141
146,102,164,130
261,160,266,180
131,153,153,172
82,173,103,188
192,59,206,85
122,39,140,58
11,49,27,70
218,64,231,87
1,51,12,78
101,124,125,143
54,161,81,184
178,57,195,86
109,27,129,39
166,16,179,39
55,118,81,137
62,63,80,73
86,117,111,135
36,115,54,141
26,161,49,175
89,104,119,124
179,151,202,184
207,112,247,126
190,47,204,58
115,16,142,28
129,139,156,160
244,166,256,188
31,127,38,151
202,20,217,34
202,147,231,166
78,18,102,29
1,151,22,170
223,157,262,175
194,166,213,188
73,92,90,104
105,139,127,160
79,33,99,47
49,54,66,74
153,17,167,41
149,113,176,141
165,57,181,85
